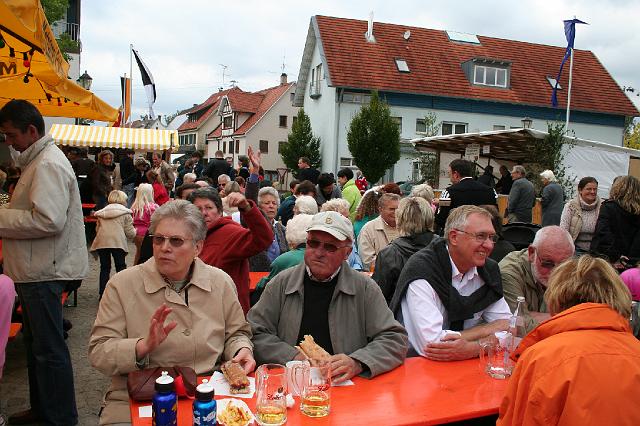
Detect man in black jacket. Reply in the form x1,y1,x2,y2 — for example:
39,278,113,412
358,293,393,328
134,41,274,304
203,150,234,183
296,157,320,184
435,159,497,234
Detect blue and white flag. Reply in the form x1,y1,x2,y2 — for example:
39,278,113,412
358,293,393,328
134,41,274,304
551,18,588,107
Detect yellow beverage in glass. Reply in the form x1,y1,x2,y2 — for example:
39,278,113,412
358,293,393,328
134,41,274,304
301,389,330,417
256,403,287,425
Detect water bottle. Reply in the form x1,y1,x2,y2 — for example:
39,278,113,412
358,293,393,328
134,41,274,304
193,379,217,426
509,296,528,348
152,371,177,426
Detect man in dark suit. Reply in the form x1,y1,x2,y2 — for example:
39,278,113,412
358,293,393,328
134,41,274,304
435,159,497,234
296,156,320,184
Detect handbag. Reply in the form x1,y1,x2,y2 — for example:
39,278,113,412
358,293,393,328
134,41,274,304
127,366,197,401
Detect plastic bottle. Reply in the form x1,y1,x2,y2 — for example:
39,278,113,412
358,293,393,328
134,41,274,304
193,379,217,426
509,296,528,348
152,371,177,426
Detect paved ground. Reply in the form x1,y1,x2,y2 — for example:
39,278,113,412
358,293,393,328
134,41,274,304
1,244,136,425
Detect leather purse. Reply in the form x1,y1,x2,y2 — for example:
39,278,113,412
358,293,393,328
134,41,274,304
127,366,197,401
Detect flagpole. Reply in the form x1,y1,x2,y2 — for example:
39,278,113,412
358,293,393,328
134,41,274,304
129,44,133,127
565,46,574,130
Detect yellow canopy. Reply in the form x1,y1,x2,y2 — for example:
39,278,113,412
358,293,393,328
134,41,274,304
0,0,119,121
51,124,178,152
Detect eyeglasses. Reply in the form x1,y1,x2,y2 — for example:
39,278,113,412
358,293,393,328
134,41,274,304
532,249,558,269
150,234,193,248
454,229,498,244
307,239,351,253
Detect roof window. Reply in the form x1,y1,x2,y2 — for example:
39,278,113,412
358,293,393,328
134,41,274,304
474,65,507,88
395,58,410,73
546,76,562,89
446,30,480,45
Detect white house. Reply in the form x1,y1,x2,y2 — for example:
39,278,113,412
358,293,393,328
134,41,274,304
294,15,639,184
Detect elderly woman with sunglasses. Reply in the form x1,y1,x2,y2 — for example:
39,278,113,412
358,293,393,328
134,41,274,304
89,200,254,425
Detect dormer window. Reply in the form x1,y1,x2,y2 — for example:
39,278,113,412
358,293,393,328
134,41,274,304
546,76,562,89
474,65,507,87
395,59,410,73
222,115,233,129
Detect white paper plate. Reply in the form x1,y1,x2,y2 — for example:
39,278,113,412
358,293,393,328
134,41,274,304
216,398,254,426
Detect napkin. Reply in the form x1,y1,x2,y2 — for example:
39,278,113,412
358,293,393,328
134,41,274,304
209,371,256,398
138,405,152,418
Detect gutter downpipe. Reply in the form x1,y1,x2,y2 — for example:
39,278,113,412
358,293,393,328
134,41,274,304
334,88,343,174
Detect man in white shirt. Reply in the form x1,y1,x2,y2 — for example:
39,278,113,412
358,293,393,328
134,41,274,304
390,205,511,361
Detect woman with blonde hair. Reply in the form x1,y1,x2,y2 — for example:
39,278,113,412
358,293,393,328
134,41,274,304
591,175,640,268
131,183,159,265
498,255,640,425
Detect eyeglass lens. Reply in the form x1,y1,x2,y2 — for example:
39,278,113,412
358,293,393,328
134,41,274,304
151,235,186,248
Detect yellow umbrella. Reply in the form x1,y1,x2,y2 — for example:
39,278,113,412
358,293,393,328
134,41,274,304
0,0,119,121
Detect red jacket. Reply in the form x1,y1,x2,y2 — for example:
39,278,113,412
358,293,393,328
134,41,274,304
199,201,273,313
498,303,640,426
151,182,169,206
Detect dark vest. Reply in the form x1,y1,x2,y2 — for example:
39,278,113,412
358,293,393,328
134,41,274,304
390,238,503,331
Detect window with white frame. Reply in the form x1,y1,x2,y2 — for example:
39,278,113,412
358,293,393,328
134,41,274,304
279,115,287,128
222,115,233,129
342,92,371,104
493,125,506,131
395,58,410,73
416,118,426,133
474,65,507,88
442,122,468,135
340,157,355,167
392,117,403,133
259,140,269,153
546,76,562,89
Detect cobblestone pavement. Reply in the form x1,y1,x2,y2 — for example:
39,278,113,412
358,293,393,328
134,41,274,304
1,244,136,425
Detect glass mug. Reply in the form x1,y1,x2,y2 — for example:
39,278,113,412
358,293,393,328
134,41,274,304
255,363,287,425
290,359,331,417
479,331,514,379
285,360,310,397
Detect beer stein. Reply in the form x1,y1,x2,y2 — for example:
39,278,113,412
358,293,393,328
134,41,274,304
285,360,310,397
290,359,331,417
255,364,287,425
479,331,514,379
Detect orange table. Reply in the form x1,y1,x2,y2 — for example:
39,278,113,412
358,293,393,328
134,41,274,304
249,271,268,291
130,357,508,425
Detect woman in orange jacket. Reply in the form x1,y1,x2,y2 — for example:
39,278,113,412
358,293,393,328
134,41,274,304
498,255,640,426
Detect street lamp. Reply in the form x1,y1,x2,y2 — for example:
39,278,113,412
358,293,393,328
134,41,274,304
521,117,533,129
77,70,92,90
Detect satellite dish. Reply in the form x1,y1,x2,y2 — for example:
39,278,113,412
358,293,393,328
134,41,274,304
403,30,411,40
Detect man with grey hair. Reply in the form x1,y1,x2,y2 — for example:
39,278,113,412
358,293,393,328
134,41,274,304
499,225,574,322
391,205,511,361
218,173,231,192
507,165,536,223
539,169,565,226
249,211,408,382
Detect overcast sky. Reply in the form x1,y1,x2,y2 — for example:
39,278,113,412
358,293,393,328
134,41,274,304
80,0,640,121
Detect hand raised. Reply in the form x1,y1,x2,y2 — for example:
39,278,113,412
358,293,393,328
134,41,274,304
135,304,178,359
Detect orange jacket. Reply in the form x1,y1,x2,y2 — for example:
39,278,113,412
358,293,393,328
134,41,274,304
498,303,640,426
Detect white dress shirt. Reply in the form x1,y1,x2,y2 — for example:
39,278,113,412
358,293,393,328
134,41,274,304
400,251,512,356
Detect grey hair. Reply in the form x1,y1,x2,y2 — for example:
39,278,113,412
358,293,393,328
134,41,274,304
512,165,526,175
258,187,280,207
149,199,207,242
294,195,318,215
410,184,435,204
218,174,230,183
183,173,197,182
444,205,493,241
378,193,401,209
397,197,434,237
320,198,350,217
539,170,556,182
531,225,575,252
285,214,314,248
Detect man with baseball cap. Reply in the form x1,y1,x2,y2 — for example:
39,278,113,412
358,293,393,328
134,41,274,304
248,211,408,383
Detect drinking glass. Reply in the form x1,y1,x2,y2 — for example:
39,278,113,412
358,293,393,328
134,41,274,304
255,364,287,425
479,331,514,379
291,359,331,417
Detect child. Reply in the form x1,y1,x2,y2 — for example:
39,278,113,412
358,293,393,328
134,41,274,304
131,183,159,264
90,190,136,297
146,169,169,205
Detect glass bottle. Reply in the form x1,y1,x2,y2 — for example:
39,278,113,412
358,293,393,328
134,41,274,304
509,296,528,348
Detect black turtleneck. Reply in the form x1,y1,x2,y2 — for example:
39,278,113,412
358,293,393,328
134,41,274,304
296,271,339,354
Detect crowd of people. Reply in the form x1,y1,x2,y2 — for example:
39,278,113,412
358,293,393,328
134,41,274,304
0,99,639,425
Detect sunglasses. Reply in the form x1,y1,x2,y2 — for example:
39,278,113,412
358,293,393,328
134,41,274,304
306,238,351,253
150,234,193,248
532,248,558,269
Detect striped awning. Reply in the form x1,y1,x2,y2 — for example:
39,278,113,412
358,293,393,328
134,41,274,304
50,124,177,152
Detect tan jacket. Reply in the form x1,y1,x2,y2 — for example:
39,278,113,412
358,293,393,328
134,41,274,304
88,258,252,424
499,249,546,313
0,135,88,283
90,204,136,252
358,216,399,269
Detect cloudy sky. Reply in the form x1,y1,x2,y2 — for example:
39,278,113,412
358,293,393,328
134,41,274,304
80,0,640,121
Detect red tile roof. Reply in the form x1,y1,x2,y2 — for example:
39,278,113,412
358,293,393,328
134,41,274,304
206,83,294,138
177,88,235,132
314,16,638,117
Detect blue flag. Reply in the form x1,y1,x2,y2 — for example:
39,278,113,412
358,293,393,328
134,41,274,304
551,18,588,107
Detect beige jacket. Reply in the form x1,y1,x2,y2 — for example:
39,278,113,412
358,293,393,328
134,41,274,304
90,203,136,252
358,216,399,269
0,135,88,283
88,258,253,424
499,249,547,313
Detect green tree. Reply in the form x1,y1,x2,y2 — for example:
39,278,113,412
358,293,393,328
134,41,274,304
347,91,400,183
41,0,79,60
279,108,321,173
413,112,440,185
526,121,576,198
624,119,640,150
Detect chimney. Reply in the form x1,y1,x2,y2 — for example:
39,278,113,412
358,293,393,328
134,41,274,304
365,11,376,43
280,73,287,85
